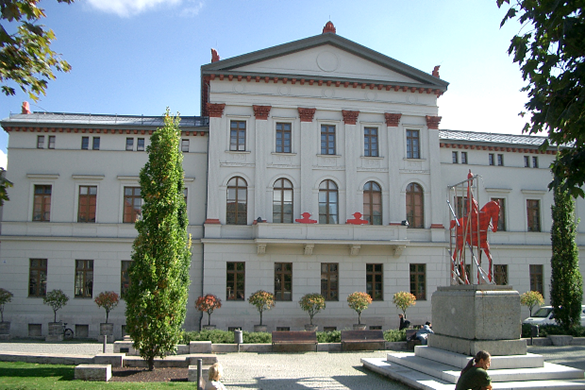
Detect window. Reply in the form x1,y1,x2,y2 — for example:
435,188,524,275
121,261,132,298
491,198,506,231
406,183,424,228
363,181,382,225
497,154,504,166
406,130,420,159
461,152,468,164
181,139,189,152
524,156,530,167
319,180,338,224
494,264,508,285
366,264,383,301
92,137,100,150
78,186,97,223
273,178,293,223
452,151,458,164
226,177,247,225
321,263,338,301
137,138,145,151
274,263,292,301
226,262,245,301
321,125,336,155
74,260,94,298
532,156,539,168
410,263,426,300
32,185,51,221
527,199,541,232
488,153,494,166
48,136,55,149
530,264,544,296
364,127,378,157
123,187,142,223
230,120,246,151
81,136,89,150
29,259,47,297
455,196,469,218
276,123,291,153
126,138,134,151
37,135,45,149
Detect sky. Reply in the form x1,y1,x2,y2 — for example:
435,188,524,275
0,0,532,170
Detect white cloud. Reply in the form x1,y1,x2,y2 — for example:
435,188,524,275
0,150,7,170
180,1,204,17
86,0,184,17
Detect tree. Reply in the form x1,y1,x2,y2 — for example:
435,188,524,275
497,1,585,197
125,110,191,371
298,293,326,326
550,182,583,330
247,290,274,327
94,291,119,324
392,291,416,318
520,290,545,317
347,292,372,325
1,0,74,101
0,169,13,206
195,294,222,327
42,289,68,322
0,288,14,322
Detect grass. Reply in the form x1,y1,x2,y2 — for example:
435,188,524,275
0,362,194,389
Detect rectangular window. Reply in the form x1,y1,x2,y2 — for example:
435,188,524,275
123,187,142,223
530,264,544,296
226,262,245,301
181,139,189,152
461,152,468,164
48,136,55,149
321,125,336,155
321,263,339,301
455,196,469,218
37,135,45,149
532,156,539,168
527,199,541,232
366,264,383,301
274,263,292,301
406,130,420,159
275,123,292,153
452,151,458,164
494,264,508,285
410,263,426,300
121,260,132,298
524,156,530,167
491,198,506,231
78,185,97,223
81,136,89,150
32,185,51,221
29,258,47,297
92,137,100,150
74,260,94,298
230,121,246,151
488,153,494,166
137,138,145,151
364,127,378,157
497,154,504,166
126,138,134,151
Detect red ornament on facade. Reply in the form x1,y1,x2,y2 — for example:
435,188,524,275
207,103,226,118
342,110,359,125
295,212,317,224
298,107,316,122
426,115,442,130
253,105,272,120
211,48,220,63
346,212,368,225
322,21,336,34
384,113,402,127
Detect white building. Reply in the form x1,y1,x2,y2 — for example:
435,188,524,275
1,22,583,339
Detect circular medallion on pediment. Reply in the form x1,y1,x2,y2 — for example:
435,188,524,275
322,88,335,98
233,84,245,93
365,91,377,101
317,51,339,72
278,85,291,95
406,94,419,104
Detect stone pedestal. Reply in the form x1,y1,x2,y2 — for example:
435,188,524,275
0,322,10,340
428,285,525,356
98,323,114,343
46,322,63,342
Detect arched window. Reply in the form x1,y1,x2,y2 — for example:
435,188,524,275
406,183,424,228
363,181,382,225
273,178,293,223
226,177,247,225
319,180,338,224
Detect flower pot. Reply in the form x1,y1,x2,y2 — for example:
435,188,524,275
99,322,114,342
254,325,268,332
353,324,367,330
46,322,63,342
548,335,573,346
0,322,10,340
304,324,318,332
202,325,217,330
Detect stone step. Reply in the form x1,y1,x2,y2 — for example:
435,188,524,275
414,346,545,369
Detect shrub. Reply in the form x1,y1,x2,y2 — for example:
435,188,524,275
384,329,407,342
42,289,69,322
299,293,326,326
195,294,222,326
520,291,545,316
0,288,13,323
347,292,372,325
94,291,119,323
247,290,275,326
317,330,341,343
392,291,416,318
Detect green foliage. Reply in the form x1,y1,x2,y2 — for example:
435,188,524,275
317,330,341,343
0,169,13,207
520,291,545,316
0,288,13,322
0,0,74,101
247,290,274,326
195,294,222,326
183,330,234,344
392,291,416,317
243,330,271,344
346,292,373,324
42,289,68,322
497,1,585,197
384,329,407,342
298,293,326,325
550,183,583,330
94,291,119,323
125,110,191,370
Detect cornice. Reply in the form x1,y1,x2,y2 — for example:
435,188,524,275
439,143,556,155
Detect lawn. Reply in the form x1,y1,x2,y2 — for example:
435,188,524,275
0,362,193,389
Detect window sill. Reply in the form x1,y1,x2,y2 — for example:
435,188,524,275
361,155,383,159
226,150,251,154
272,152,296,156
403,158,425,162
316,154,341,158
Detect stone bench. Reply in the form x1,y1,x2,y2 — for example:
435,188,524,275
74,364,111,381
341,330,385,351
272,331,317,352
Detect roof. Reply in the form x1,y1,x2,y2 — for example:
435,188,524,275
439,129,549,148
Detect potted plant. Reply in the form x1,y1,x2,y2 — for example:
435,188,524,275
0,288,14,339
520,290,545,316
347,292,373,330
299,293,326,331
42,289,69,341
196,294,222,330
392,291,417,319
248,290,275,332
95,291,119,342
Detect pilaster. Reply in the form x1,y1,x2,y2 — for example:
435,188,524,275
253,106,271,221
343,110,359,218
205,111,226,228
386,114,403,224
298,107,316,216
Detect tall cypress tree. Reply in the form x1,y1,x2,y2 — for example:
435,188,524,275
550,180,582,331
125,109,191,370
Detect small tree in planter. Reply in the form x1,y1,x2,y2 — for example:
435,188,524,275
196,294,222,327
43,289,69,322
392,291,416,318
95,291,120,323
347,292,373,326
520,290,545,317
248,290,274,329
0,288,13,323
299,293,326,329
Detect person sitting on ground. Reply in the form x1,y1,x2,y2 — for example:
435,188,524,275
205,362,227,390
455,350,492,390
415,321,434,345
